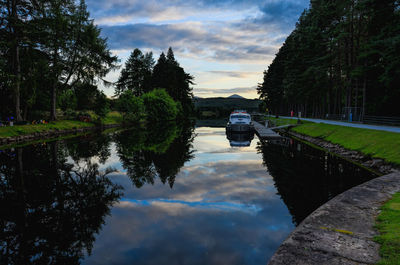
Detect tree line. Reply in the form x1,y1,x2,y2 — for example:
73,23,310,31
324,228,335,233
115,47,194,122
0,0,194,123
258,0,400,119
0,0,118,121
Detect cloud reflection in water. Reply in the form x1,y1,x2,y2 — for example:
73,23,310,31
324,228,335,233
83,128,294,265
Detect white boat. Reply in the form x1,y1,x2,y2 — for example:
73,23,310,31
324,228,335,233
226,110,254,132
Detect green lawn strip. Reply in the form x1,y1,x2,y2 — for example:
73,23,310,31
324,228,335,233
292,123,400,165
0,120,94,138
0,112,124,139
375,192,400,264
0,125,126,150
102,111,123,125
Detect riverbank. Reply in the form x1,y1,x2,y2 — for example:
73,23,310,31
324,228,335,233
268,117,400,173
268,118,400,264
0,112,123,147
269,172,400,265
292,122,400,166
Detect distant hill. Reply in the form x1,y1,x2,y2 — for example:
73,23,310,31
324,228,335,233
194,96,261,112
227,94,244,99
194,97,261,118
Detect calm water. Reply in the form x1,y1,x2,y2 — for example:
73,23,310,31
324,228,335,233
0,122,378,265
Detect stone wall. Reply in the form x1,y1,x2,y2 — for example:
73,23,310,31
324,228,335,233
268,173,400,265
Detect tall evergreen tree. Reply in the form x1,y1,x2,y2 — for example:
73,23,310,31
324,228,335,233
116,48,154,96
258,0,400,118
0,0,33,121
152,47,194,112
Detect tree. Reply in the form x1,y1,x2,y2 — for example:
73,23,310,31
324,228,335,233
0,0,33,121
34,0,118,120
258,0,400,118
152,47,194,113
115,48,154,96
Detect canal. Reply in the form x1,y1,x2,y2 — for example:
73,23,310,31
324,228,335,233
0,121,378,264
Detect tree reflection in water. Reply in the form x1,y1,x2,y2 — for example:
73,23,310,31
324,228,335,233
114,120,195,188
257,138,378,225
0,141,122,265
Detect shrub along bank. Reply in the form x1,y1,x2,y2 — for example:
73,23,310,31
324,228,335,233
116,88,179,124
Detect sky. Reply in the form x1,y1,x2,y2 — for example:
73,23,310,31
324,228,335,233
86,0,310,99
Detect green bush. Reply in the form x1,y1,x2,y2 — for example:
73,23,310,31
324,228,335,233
142,89,178,121
116,90,145,123
93,91,110,119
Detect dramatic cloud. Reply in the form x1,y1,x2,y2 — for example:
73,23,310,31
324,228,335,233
86,0,310,98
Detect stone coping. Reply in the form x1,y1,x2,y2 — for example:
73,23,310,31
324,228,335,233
268,172,400,265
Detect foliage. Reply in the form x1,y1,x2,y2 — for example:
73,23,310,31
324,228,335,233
58,89,78,111
292,122,400,165
142,89,178,122
375,192,400,265
93,91,109,119
0,0,118,121
116,90,145,123
0,111,122,139
0,141,122,264
258,0,400,118
102,111,123,125
115,47,194,115
114,120,195,188
115,48,154,96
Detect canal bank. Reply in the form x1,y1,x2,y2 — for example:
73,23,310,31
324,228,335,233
0,122,121,147
263,120,400,264
268,172,400,265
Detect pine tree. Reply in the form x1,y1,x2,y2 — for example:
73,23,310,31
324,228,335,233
116,48,154,96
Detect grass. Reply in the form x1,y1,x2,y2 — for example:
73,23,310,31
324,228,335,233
0,120,94,138
267,117,308,126
292,122,400,165
102,111,123,125
375,192,400,264
289,119,400,264
0,111,123,139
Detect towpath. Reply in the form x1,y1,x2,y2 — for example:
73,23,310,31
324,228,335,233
279,116,400,133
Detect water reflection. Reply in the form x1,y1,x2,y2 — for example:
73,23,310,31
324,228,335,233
257,137,378,225
0,142,122,265
84,127,293,265
0,122,379,265
114,121,195,188
226,131,255,147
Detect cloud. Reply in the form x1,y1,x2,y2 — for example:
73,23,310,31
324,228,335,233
87,0,309,97
100,22,279,63
253,0,309,31
87,0,264,24
206,71,256,78
195,86,257,95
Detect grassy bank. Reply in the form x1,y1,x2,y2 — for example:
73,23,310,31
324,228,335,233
291,122,400,165
375,193,400,264
287,120,400,264
0,112,122,139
